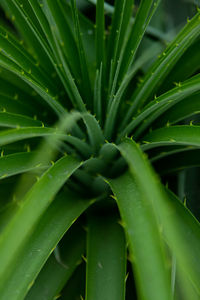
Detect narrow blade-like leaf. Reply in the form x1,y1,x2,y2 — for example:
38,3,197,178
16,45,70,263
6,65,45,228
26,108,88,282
109,172,172,300
86,209,126,300
0,155,81,289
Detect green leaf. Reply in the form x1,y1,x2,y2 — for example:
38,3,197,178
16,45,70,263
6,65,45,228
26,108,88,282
118,73,200,141
104,0,161,140
159,39,200,94
0,52,66,116
0,63,42,96
58,0,96,85
86,209,126,300
121,10,200,128
93,64,103,124
0,95,36,116
88,0,171,43
95,0,105,70
142,125,200,150
0,112,42,128
119,0,161,83
153,149,200,175
104,43,162,140
42,21,86,112
43,0,81,78
82,113,104,154
0,189,91,300
109,172,172,300
106,0,133,73
165,188,200,296
70,0,92,109
0,152,47,179
106,0,133,104
154,93,200,128
0,124,92,158
60,263,86,300
116,138,200,295
0,127,58,147
27,0,77,104
2,0,54,73
149,145,189,163
0,26,58,95
0,155,81,291
25,223,86,300
0,123,82,147
27,0,53,41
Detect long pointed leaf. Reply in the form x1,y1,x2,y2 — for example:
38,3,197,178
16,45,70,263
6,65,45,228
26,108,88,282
3,0,54,73
95,0,105,70
70,0,92,109
0,155,81,289
116,138,200,294
121,11,200,128
82,113,104,154
25,224,86,300
142,125,200,150
0,190,92,300
0,152,47,179
0,112,42,128
154,93,200,128
118,0,160,83
86,209,126,300
109,172,172,300
153,149,200,175
0,52,66,116
118,73,200,141
106,0,133,84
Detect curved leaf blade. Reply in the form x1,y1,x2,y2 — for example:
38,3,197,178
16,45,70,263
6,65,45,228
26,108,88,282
0,112,42,128
109,171,172,300
0,152,47,179
0,155,81,290
119,0,160,83
118,73,200,141
153,149,200,175
142,125,200,150
121,10,200,128
117,138,200,295
0,190,91,300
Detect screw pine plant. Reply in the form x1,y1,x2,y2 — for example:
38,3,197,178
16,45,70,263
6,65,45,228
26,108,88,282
0,0,200,299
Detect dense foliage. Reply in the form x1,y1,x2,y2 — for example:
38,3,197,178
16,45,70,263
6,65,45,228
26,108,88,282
0,0,200,299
